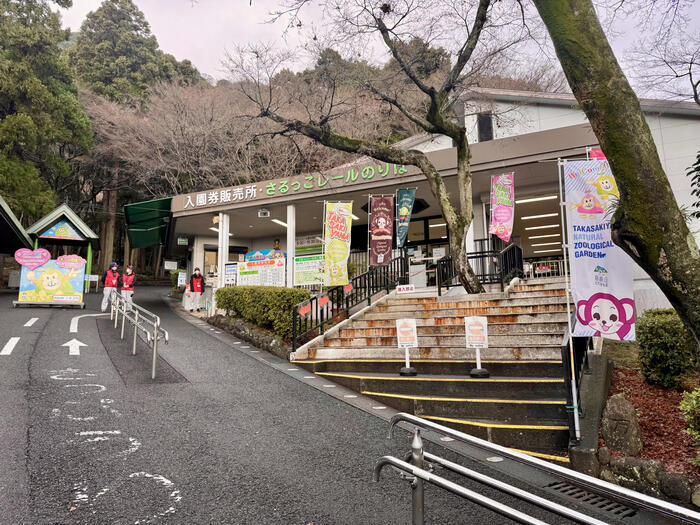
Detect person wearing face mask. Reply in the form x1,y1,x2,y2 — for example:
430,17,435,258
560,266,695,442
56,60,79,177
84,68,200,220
101,262,119,312
121,265,136,310
190,267,204,312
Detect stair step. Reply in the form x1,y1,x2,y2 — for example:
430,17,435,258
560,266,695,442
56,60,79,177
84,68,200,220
364,305,569,319
387,289,566,305
308,346,562,360
354,313,570,326
362,391,567,420
339,323,566,337
315,371,566,398
324,334,563,347
379,296,571,311
419,414,569,452
293,358,563,377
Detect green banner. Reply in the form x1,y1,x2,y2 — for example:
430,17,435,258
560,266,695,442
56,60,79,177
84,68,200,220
396,188,416,248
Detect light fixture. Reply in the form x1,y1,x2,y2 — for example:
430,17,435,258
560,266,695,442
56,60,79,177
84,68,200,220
533,248,562,253
521,213,558,220
429,223,447,228
531,242,561,247
441,235,447,239
271,219,288,228
351,214,359,220
209,227,232,236
528,233,560,239
515,195,558,204
525,224,560,231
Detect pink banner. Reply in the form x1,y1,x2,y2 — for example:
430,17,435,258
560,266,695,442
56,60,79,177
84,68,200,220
489,173,515,242
14,248,51,270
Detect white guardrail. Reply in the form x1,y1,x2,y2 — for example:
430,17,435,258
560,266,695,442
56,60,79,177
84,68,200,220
109,289,169,379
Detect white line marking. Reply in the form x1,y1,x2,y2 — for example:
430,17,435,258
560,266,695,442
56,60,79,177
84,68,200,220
250,350,259,353
62,338,86,356
24,318,38,327
65,383,106,393
69,313,108,333
0,337,20,356
241,346,250,349
344,395,358,398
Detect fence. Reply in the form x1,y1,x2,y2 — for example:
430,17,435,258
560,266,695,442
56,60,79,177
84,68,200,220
437,244,523,295
109,290,169,379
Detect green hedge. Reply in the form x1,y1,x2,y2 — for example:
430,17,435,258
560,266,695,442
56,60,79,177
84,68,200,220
680,389,700,465
638,308,696,389
215,286,311,340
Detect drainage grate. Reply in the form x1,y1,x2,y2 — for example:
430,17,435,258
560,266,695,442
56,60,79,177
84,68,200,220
546,481,637,519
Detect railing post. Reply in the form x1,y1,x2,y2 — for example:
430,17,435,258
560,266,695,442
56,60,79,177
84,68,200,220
411,427,425,525
561,340,577,446
151,323,158,380
120,305,126,339
437,259,442,297
367,269,372,306
292,305,298,353
320,307,325,335
114,296,119,328
132,310,139,356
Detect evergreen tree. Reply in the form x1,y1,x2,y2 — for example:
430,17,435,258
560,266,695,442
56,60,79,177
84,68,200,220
68,0,201,104
0,0,92,223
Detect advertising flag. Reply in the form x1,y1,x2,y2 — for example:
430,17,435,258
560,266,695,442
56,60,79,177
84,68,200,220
324,202,353,285
396,188,416,248
564,159,635,340
489,173,515,242
369,195,394,267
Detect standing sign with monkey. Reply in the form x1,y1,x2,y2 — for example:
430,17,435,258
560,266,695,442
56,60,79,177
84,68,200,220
14,248,86,308
563,159,636,340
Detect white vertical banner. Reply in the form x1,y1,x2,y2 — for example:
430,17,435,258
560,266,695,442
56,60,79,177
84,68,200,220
563,160,636,340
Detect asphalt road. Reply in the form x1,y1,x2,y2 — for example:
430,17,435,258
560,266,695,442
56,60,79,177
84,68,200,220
0,287,599,524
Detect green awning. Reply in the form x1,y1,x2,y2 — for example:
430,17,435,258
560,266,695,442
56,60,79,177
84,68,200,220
123,198,172,249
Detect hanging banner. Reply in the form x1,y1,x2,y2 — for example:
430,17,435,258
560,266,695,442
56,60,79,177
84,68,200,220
323,202,353,286
369,195,394,267
489,173,515,242
564,159,635,340
396,188,416,248
14,249,85,305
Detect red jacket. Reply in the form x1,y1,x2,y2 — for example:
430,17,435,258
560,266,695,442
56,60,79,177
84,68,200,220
191,274,204,293
121,273,136,291
103,270,119,288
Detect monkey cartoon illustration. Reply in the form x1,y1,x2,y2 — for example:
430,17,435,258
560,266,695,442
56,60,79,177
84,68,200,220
586,174,619,202
569,191,605,218
577,293,635,340
26,267,81,302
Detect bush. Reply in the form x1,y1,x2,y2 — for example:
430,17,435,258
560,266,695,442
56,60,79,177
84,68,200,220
637,308,696,389
169,269,187,291
215,286,311,340
680,389,700,465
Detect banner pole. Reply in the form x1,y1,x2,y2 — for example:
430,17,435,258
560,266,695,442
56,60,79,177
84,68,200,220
559,159,581,441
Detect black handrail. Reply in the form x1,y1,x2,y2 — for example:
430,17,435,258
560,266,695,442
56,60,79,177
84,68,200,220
436,244,524,296
292,255,407,352
560,313,592,447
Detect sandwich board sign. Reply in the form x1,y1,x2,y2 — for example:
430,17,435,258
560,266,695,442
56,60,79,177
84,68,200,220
465,316,489,377
396,318,418,376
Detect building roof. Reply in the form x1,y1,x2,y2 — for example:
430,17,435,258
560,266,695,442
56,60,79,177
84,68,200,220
465,87,700,117
0,194,32,254
26,203,99,246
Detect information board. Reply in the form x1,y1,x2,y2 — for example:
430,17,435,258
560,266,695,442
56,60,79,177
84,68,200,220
237,259,286,287
224,263,238,285
294,255,324,286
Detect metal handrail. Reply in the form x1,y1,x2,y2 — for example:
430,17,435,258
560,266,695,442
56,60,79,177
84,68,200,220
561,313,591,446
388,413,700,524
109,289,169,379
292,255,407,351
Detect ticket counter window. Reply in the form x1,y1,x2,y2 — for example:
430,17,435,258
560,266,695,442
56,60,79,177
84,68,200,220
428,219,447,241
407,220,425,242
204,250,218,276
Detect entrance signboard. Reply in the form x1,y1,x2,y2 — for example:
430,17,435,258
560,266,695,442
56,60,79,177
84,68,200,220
237,259,285,287
15,249,86,306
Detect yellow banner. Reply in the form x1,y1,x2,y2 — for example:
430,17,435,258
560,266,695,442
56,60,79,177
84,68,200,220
323,202,352,286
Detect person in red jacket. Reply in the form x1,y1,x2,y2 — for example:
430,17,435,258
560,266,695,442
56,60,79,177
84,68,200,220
121,265,136,310
101,262,119,312
190,267,204,312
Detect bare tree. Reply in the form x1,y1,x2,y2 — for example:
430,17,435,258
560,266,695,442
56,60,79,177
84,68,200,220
227,0,536,293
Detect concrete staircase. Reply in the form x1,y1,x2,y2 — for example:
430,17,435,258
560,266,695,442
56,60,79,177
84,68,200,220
293,278,573,462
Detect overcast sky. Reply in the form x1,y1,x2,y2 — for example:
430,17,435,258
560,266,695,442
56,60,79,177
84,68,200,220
58,1,699,85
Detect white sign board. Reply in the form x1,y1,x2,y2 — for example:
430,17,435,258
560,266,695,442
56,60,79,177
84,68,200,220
224,263,238,285
395,318,418,348
396,284,415,294
237,259,286,287
432,247,446,259
294,255,324,286
465,316,488,348
84,274,99,282
164,260,178,270
177,272,187,287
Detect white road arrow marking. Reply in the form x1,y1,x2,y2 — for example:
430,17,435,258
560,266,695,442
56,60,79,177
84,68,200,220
0,337,20,356
62,338,87,356
24,318,38,327
70,313,108,333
